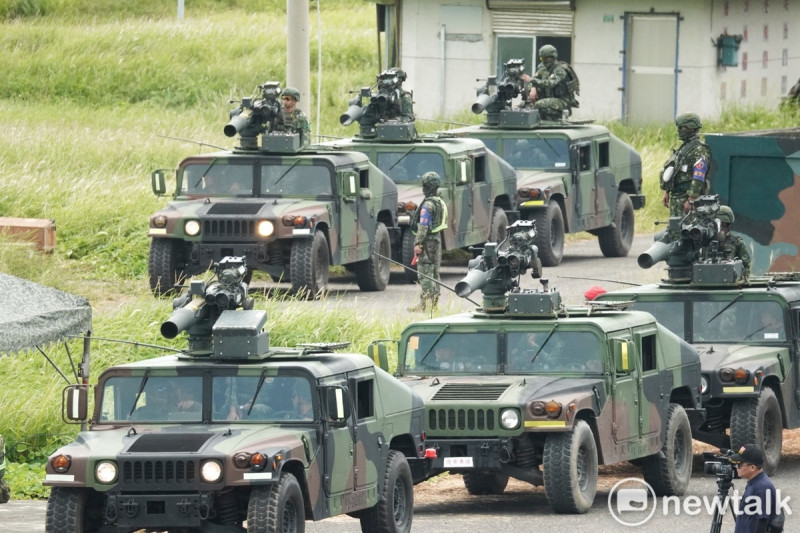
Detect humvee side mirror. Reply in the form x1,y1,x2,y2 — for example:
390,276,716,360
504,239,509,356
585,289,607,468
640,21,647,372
324,386,351,425
341,172,358,202
613,340,633,375
367,342,390,372
151,169,169,196
63,385,88,423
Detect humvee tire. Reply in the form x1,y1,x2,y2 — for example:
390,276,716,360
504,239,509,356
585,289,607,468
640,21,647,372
462,472,509,495
488,207,509,247
46,487,102,532
0,478,9,504
148,238,186,297
643,404,692,496
598,192,635,258
354,222,392,291
290,232,330,295
247,472,305,533
400,229,418,283
534,202,565,267
359,450,413,533
543,419,598,514
730,387,783,475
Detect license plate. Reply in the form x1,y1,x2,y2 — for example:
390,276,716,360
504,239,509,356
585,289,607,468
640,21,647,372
443,457,474,468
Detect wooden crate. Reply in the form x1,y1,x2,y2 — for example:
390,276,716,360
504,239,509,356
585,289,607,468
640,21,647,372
0,217,57,252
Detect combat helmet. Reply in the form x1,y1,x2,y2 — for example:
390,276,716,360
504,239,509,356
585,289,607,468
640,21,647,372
538,44,558,60
421,171,441,196
283,87,300,101
717,205,735,225
675,112,702,130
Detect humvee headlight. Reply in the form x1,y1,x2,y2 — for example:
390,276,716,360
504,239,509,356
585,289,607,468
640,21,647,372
257,220,275,237
531,401,546,417
233,452,250,469
152,215,168,228
184,220,201,237
95,461,118,484
700,375,709,394
500,409,520,429
201,460,223,483
518,188,531,199
51,454,71,473
719,368,735,382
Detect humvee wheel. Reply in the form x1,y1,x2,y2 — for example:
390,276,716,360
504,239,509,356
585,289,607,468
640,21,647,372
359,450,413,533
643,403,692,496
534,202,565,266
543,419,597,513
0,478,9,504
247,472,305,533
46,487,102,532
290,232,330,296
598,192,634,258
730,387,783,475
354,222,391,291
400,229,418,283
488,207,509,249
148,238,187,297
462,472,509,495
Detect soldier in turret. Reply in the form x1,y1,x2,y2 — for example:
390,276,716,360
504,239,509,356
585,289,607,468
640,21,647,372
704,205,751,280
273,86,311,147
520,44,578,120
409,172,448,312
661,113,711,216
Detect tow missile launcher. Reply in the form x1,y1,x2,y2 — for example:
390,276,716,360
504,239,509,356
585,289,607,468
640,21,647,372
340,68,416,141
638,195,746,285
225,81,302,152
472,58,538,127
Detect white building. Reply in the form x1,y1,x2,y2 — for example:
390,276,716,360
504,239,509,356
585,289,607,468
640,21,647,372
366,0,799,123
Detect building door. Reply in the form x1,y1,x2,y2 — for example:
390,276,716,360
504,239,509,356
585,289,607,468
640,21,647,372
623,13,679,123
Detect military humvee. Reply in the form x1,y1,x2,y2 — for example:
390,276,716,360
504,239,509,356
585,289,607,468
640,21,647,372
44,258,427,533
597,196,800,474
446,62,644,266
327,80,517,282
148,83,399,296
370,222,703,513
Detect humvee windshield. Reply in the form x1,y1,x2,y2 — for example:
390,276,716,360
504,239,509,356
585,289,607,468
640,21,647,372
99,374,315,423
180,162,333,197
376,152,446,183
471,136,570,170
628,299,786,343
403,330,603,374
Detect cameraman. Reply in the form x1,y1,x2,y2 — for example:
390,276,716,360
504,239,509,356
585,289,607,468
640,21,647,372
730,443,782,533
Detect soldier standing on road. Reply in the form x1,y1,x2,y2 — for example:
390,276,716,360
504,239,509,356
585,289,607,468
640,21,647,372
661,113,711,216
704,205,751,280
273,86,311,148
409,172,448,312
730,443,784,533
520,44,578,120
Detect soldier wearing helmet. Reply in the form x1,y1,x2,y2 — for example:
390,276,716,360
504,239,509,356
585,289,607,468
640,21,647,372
660,112,711,216
409,171,449,312
273,86,311,147
710,205,751,279
520,44,578,120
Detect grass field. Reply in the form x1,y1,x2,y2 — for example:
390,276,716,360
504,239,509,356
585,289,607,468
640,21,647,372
2,0,800,498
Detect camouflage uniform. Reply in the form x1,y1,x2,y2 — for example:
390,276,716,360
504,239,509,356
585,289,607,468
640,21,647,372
525,45,576,120
410,172,448,312
703,206,751,280
661,113,711,217
273,87,311,148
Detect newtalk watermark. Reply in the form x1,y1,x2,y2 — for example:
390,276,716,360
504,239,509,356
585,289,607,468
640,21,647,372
608,477,792,527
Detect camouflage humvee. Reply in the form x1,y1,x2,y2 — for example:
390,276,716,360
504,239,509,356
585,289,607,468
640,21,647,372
597,199,800,474
148,85,399,297
44,259,427,533
370,222,703,514
446,61,644,266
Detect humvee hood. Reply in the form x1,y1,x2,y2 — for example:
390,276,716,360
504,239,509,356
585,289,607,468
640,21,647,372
406,375,604,403
694,343,789,371
182,197,330,217
394,184,424,204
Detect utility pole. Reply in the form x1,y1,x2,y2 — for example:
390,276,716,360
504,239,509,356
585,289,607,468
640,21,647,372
286,0,311,118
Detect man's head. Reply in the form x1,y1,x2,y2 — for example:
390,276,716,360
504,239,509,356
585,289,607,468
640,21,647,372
421,171,441,197
675,112,702,141
538,44,558,65
282,87,300,111
730,443,764,479
717,205,734,232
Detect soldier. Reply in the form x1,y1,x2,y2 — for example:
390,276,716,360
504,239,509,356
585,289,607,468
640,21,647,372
520,44,578,120
661,113,711,216
409,172,448,312
704,205,751,280
388,68,415,123
273,86,311,148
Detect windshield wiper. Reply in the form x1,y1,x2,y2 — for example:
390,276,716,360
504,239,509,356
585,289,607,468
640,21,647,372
387,146,416,172
530,324,558,365
128,368,152,417
706,293,744,324
533,132,562,159
418,324,451,367
195,158,219,189
272,160,301,187
246,369,269,417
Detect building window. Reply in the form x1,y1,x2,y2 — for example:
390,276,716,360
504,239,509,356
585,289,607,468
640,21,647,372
783,49,789,66
763,25,769,41
763,50,769,68
784,23,789,39
782,75,788,94
742,52,748,70
762,77,768,96
741,80,747,98
763,0,769,12
721,82,727,100
744,0,749,13
743,25,749,42
495,35,572,79
724,1,729,15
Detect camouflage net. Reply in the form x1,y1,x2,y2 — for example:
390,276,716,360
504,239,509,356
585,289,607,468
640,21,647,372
0,273,92,354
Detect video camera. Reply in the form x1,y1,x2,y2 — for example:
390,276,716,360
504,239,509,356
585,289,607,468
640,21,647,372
224,81,283,139
472,58,529,115
702,449,739,482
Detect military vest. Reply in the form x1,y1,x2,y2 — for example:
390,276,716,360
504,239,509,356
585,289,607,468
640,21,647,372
411,196,448,236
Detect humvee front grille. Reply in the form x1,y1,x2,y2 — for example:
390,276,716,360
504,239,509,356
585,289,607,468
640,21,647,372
431,383,510,401
428,408,496,431
202,219,255,240
120,459,197,487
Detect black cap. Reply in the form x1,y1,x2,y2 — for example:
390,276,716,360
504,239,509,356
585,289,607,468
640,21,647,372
730,443,764,466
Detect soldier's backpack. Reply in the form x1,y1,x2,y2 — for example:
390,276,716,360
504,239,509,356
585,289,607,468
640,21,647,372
559,61,580,107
